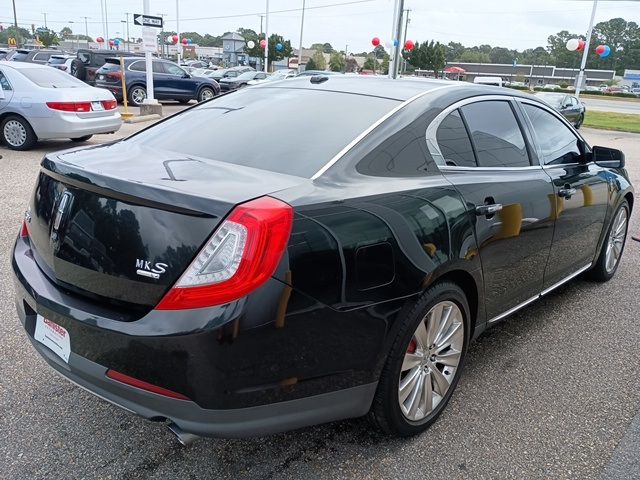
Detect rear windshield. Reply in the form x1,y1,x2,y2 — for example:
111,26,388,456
48,57,67,65
99,61,121,72
20,68,87,88
11,52,28,61
127,87,399,178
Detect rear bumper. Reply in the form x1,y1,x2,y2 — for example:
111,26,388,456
34,110,122,140
95,83,124,101
12,236,376,438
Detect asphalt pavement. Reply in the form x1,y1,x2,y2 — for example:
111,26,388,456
1,115,639,479
581,96,640,114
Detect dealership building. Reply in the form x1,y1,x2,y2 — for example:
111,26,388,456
441,62,616,86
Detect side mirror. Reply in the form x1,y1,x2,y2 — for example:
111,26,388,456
591,146,625,168
182,72,191,78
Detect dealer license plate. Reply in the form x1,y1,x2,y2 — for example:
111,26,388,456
34,315,70,363
91,101,104,111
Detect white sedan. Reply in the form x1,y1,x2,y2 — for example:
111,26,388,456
0,62,121,150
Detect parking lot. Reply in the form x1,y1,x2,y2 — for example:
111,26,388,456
1,109,639,479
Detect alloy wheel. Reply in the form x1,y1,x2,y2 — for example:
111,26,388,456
200,88,214,101
3,120,27,147
131,87,146,105
605,206,628,274
399,301,464,422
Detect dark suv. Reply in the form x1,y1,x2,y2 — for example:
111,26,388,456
9,48,65,65
95,57,220,106
75,48,144,85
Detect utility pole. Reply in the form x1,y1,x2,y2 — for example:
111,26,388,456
100,0,106,49
42,13,48,29
389,0,405,79
575,0,599,99
401,9,410,74
345,44,348,73
104,0,110,48
12,0,19,46
176,0,181,64
264,0,270,73
124,13,131,51
297,0,306,73
83,16,89,39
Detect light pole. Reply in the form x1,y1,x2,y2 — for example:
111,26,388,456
121,21,127,50
264,0,270,73
104,0,110,48
575,0,599,99
401,9,410,73
124,13,131,51
42,13,48,29
176,0,181,64
12,0,19,46
69,21,78,52
82,16,89,40
389,0,405,79
297,0,306,73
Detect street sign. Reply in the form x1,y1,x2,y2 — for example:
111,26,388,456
133,14,163,29
141,27,158,53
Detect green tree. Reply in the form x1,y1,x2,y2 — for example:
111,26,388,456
363,56,378,71
38,30,59,47
310,42,334,53
244,32,292,69
404,40,445,76
309,49,326,70
345,57,359,73
305,57,317,70
490,47,516,64
547,30,579,67
459,49,490,63
0,26,32,45
445,42,465,62
60,26,73,39
329,51,346,71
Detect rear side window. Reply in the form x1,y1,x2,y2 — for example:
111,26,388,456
460,101,530,168
522,104,581,165
0,72,12,90
129,61,146,71
32,53,52,63
436,110,476,167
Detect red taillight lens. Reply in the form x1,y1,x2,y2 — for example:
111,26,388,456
106,71,122,80
101,99,118,110
20,220,29,238
156,196,294,310
106,369,190,400
46,101,92,112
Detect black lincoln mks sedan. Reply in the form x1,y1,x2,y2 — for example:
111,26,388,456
13,76,632,443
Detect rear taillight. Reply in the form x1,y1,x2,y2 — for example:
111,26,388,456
20,220,29,238
106,369,190,400
106,71,122,80
101,99,118,110
156,196,293,310
46,101,92,112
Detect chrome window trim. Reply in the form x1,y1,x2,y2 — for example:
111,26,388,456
439,165,542,172
488,263,592,324
310,83,463,180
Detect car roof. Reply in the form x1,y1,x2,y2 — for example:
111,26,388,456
260,76,466,102
1,61,50,70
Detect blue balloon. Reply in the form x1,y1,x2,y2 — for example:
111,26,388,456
114,38,121,45
600,45,611,58
188,38,193,44
393,39,399,47
276,42,283,51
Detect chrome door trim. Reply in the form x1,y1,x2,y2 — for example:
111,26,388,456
488,263,592,323
310,83,463,180
439,165,542,172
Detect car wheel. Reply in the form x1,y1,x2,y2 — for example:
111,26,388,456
198,87,215,102
70,135,93,142
1,115,37,150
369,282,470,437
128,86,147,106
588,200,629,282
575,114,584,129
70,59,85,80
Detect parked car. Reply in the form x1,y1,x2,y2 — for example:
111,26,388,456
0,49,11,60
95,57,220,106
207,66,254,81
12,77,633,442
474,76,504,87
46,54,75,73
631,87,640,96
74,48,144,85
0,62,121,150
9,48,65,65
535,92,586,128
247,69,296,85
604,86,625,94
218,71,267,91
296,69,343,77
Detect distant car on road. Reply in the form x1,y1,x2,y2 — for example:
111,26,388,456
0,62,121,150
207,66,254,81
473,76,503,87
46,54,75,73
535,92,586,128
95,57,220,106
218,71,267,91
74,48,144,85
248,69,297,85
9,49,65,65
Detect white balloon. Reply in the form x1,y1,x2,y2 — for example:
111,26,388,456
166,36,173,44
384,41,392,50
566,38,580,51
247,40,255,49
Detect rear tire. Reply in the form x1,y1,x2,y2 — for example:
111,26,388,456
575,114,584,129
70,135,93,142
1,115,37,150
588,200,629,282
197,87,215,102
128,85,147,107
369,282,470,437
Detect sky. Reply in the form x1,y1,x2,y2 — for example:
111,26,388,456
3,0,640,52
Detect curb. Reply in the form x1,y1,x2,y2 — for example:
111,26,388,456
123,114,162,124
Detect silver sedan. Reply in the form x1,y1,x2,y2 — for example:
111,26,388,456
0,62,121,150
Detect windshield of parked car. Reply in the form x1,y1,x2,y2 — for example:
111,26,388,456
235,72,257,81
127,87,400,178
20,67,87,88
536,93,564,108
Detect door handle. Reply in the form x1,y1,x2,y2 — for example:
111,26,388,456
558,186,577,198
475,204,503,216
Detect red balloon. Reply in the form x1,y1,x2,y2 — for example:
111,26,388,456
595,45,606,55
182,37,188,45
172,34,179,44
109,39,115,46
577,39,586,51
404,39,415,51
259,39,267,49
371,37,380,47
96,37,104,43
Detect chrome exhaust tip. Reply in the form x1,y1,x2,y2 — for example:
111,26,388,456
167,422,200,446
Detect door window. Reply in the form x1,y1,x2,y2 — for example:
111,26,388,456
570,96,579,107
0,72,12,90
522,103,581,165
164,64,187,76
436,109,476,167
460,101,530,168
129,61,146,71
152,62,164,74
33,53,52,63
